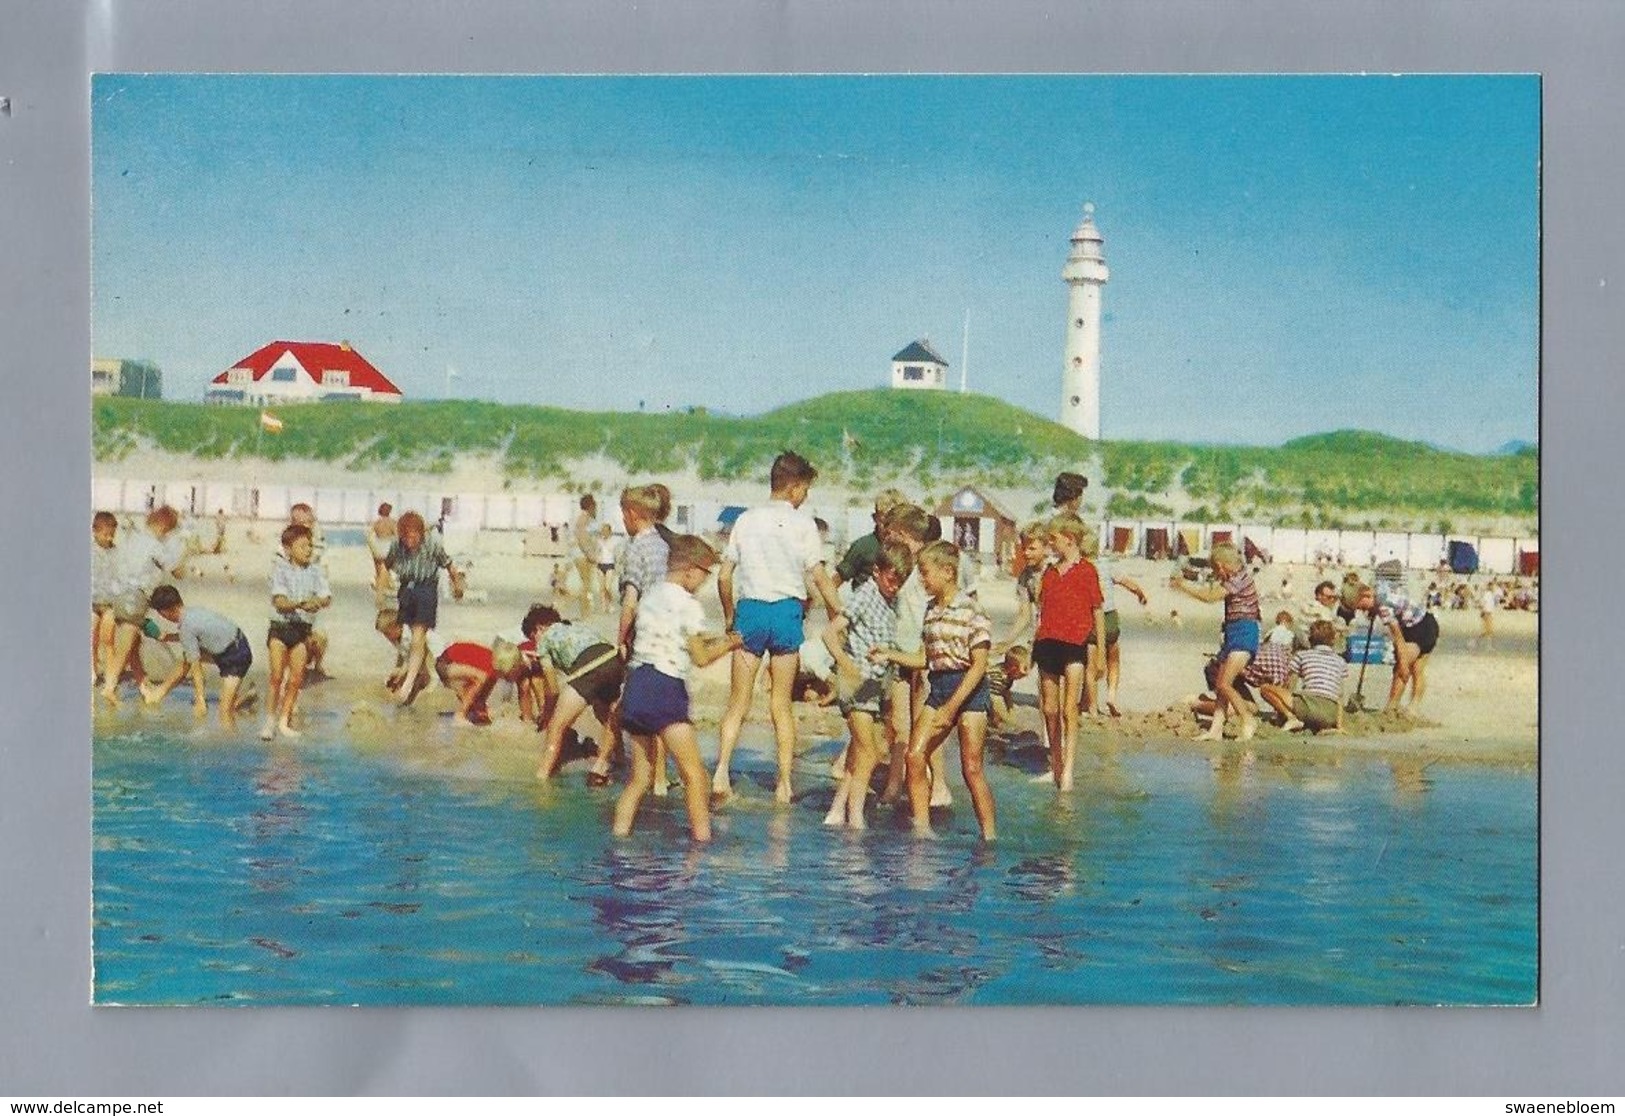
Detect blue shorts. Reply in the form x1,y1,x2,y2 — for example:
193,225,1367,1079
619,664,690,736
925,669,992,717
1219,618,1260,661
209,631,253,679
397,580,439,630
734,597,805,658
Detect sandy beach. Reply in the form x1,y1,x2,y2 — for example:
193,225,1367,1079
95,518,1538,784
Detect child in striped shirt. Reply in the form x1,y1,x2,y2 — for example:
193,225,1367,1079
1171,542,1261,742
1261,620,1348,733
874,541,997,841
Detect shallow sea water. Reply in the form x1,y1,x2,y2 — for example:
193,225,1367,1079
93,725,1536,1006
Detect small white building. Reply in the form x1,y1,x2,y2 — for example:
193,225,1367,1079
205,340,404,406
890,339,949,391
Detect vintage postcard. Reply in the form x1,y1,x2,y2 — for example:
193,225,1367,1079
90,74,1538,1006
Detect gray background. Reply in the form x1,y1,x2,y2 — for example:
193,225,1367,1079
2,0,1618,1096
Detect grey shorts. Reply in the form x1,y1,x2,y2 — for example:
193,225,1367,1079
839,674,891,718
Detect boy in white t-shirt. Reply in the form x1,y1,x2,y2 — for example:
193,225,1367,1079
712,451,842,805
612,535,742,842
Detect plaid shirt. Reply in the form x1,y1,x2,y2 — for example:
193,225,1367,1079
386,532,453,587
269,554,331,624
619,528,669,600
923,591,992,673
842,578,898,683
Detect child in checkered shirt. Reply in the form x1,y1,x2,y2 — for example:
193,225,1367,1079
873,541,997,841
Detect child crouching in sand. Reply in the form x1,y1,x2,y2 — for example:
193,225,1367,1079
874,541,998,841
523,604,626,783
435,637,528,727
613,535,743,842
139,585,255,729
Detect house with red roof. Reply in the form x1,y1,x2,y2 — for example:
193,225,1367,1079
205,340,404,405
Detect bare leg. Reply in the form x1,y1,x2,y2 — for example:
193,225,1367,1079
611,732,657,837
1208,652,1255,741
218,675,243,730
956,713,997,840
906,710,952,836
277,643,309,736
659,723,712,841
712,649,762,797
100,622,142,703
1106,641,1123,715
1038,670,1064,785
1059,661,1085,790
652,738,670,797
537,686,589,779
395,625,430,704
879,676,910,802
845,713,883,830
766,652,801,804
263,639,288,739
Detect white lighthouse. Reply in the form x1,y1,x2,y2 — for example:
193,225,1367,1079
1061,202,1109,440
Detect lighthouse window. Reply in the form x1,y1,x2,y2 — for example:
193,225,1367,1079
1075,318,1084,328
1072,357,1083,367
1071,396,1081,406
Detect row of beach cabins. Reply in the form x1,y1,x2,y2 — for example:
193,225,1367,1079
91,476,1539,577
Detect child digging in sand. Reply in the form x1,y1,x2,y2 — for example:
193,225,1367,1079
612,535,743,842
1260,619,1348,733
872,542,998,841
1170,542,1261,742
523,604,625,782
821,540,910,829
139,585,255,729
263,523,330,739
434,637,529,727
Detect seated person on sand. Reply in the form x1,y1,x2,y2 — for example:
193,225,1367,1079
434,637,528,727
139,585,255,729
1188,638,1288,735
1258,619,1348,734
986,644,1032,732
522,604,626,784
1343,580,1438,715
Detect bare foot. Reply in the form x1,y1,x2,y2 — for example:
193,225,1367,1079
1280,717,1306,733
259,717,276,741
277,720,301,739
652,780,669,798
99,686,121,706
775,781,793,805
1197,728,1226,742
1239,717,1258,742
929,784,953,808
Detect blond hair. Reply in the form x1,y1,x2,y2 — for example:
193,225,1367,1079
620,485,662,517
917,539,960,573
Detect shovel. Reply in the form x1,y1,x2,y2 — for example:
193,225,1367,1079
1345,611,1378,714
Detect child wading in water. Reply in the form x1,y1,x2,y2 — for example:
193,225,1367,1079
821,540,910,829
873,541,998,841
523,604,626,783
1032,513,1106,790
1171,542,1261,741
263,522,331,739
140,585,255,729
613,535,743,842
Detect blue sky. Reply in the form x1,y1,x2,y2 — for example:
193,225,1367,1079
91,74,1539,450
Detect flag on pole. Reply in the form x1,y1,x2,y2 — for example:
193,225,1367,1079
259,410,284,434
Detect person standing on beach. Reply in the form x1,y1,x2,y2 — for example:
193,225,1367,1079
712,451,842,804
571,495,601,617
368,503,397,603
1170,542,1262,742
384,511,465,707
100,505,187,704
873,542,998,841
263,523,331,738
524,604,626,784
1344,579,1438,715
91,511,121,686
613,535,743,842
834,488,909,592
1033,513,1106,790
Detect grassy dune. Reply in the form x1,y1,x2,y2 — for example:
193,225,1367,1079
93,393,1537,533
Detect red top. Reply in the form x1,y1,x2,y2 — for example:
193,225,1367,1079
439,642,494,673
1035,559,1104,645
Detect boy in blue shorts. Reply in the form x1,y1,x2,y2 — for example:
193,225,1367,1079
612,535,743,842
712,451,843,804
1170,542,1261,741
874,541,998,841
139,585,255,729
